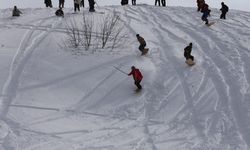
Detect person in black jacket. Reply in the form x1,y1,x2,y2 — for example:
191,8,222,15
12,6,22,17
220,2,229,19
45,0,52,7
184,43,194,61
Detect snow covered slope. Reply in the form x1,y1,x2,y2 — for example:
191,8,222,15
0,5,250,150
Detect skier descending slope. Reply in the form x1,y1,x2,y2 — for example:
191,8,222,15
184,43,195,66
201,3,212,26
128,66,143,91
136,34,149,55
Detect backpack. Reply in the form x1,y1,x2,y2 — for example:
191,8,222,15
225,5,229,12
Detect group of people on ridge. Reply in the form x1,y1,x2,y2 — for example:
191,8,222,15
121,0,166,6
11,2,230,92
197,0,228,25
155,0,166,7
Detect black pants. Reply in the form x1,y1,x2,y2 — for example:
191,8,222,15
139,43,146,52
135,80,142,89
74,3,80,12
161,0,166,6
155,0,160,6
81,0,84,7
220,12,227,19
132,0,136,5
59,0,64,8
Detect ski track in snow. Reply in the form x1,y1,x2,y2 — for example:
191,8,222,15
0,11,68,149
0,6,250,150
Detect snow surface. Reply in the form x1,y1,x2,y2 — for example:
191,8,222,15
0,5,250,150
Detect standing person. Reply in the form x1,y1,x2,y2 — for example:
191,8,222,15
136,34,148,55
201,3,210,25
197,0,205,12
132,0,136,5
44,0,52,7
128,66,143,90
74,0,81,12
81,0,85,7
12,6,22,17
88,0,95,12
161,0,166,7
220,2,229,19
155,0,160,6
59,0,65,8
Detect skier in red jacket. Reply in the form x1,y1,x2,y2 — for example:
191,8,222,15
128,66,143,90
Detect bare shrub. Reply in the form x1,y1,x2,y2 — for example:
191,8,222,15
98,11,128,49
63,11,128,54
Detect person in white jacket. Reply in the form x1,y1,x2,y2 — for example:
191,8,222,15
74,0,81,12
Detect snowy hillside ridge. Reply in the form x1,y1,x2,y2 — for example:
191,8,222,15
0,5,250,150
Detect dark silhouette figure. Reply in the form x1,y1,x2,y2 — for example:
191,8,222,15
128,66,143,90
132,0,136,5
121,0,128,5
136,34,146,53
88,0,95,12
55,8,64,17
81,0,85,7
155,0,160,6
161,0,166,7
59,0,65,8
184,43,194,61
201,3,210,25
220,2,229,19
12,6,22,17
74,0,81,12
44,0,52,7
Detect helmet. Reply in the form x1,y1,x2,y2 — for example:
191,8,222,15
131,66,136,70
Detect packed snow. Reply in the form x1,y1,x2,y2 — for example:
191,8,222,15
0,4,250,150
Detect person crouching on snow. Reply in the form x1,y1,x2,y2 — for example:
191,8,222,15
12,6,22,17
184,43,194,61
55,7,64,17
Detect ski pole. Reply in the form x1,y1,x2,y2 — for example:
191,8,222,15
113,66,127,75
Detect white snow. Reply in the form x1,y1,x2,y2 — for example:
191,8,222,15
0,5,250,150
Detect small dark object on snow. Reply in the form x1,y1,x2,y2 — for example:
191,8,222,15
12,6,22,17
55,8,64,17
